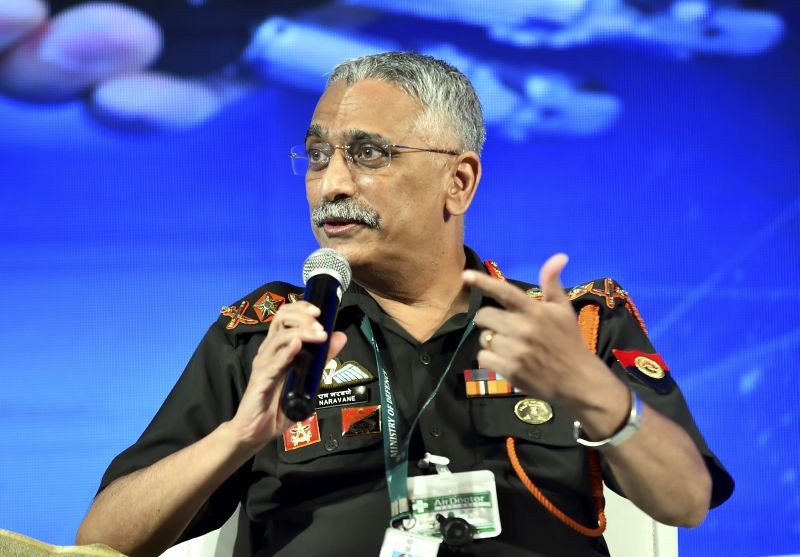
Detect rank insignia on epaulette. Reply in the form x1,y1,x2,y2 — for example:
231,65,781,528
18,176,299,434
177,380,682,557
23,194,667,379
567,279,628,308
320,359,376,389
463,369,522,397
288,292,304,303
483,260,506,281
612,349,674,394
253,291,285,322
590,278,628,309
316,385,369,408
282,413,321,451
342,405,381,436
526,287,543,300
220,301,259,330
514,398,553,425
567,282,594,301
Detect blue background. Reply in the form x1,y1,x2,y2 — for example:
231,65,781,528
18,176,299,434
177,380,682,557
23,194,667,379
0,1,798,555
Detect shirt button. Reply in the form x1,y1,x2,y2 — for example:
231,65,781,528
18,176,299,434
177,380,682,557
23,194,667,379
324,436,339,452
419,351,432,365
429,426,442,437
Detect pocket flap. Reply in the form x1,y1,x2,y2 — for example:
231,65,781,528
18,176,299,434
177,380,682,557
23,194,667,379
470,397,576,448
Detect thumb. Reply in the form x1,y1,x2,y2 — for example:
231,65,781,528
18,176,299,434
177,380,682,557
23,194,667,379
539,253,569,303
326,331,348,361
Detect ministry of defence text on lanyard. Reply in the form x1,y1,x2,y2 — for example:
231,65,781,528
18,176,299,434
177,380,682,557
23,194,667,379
359,315,476,527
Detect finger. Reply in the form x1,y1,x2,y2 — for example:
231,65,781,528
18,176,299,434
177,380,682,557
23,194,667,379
539,253,569,303
476,348,533,395
273,302,320,323
256,325,327,363
91,71,254,132
472,306,525,336
326,331,348,361
268,302,321,331
271,324,329,348
0,0,47,51
0,3,162,102
463,270,534,311
476,349,508,377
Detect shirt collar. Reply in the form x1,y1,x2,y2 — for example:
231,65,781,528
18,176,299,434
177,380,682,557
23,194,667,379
337,246,492,335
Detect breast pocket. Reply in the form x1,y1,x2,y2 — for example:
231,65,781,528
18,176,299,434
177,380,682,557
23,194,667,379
471,397,575,444
469,396,585,484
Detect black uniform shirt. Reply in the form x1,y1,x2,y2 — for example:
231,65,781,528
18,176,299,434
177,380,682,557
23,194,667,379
99,247,733,556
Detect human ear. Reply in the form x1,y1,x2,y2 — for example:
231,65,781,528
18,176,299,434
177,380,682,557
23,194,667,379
444,151,481,216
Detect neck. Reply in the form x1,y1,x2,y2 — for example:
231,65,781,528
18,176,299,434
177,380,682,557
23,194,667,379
355,246,470,342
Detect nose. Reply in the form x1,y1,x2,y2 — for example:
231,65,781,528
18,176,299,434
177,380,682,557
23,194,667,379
317,148,357,201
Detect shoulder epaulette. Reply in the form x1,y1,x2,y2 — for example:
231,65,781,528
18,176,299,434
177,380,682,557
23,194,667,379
523,277,647,335
217,281,304,334
565,278,629,309
522,278,626,307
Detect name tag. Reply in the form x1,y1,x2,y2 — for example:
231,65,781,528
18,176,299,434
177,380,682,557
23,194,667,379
315,386,369,408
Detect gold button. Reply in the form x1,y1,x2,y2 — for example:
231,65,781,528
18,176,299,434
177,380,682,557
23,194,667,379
634,356,665,379
514,399,553,425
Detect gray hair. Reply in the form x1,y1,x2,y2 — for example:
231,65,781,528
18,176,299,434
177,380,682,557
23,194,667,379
326,51,485,154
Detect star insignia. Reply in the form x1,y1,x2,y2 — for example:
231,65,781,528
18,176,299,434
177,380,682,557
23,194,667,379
253,291,285,322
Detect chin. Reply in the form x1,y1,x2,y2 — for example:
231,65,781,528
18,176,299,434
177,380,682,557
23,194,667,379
315,235,359,261
313,229,387,276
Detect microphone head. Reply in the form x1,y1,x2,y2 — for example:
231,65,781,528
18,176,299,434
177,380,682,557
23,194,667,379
302,248,352,290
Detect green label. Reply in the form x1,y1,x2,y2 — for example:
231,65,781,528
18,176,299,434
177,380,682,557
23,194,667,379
411,491,492,515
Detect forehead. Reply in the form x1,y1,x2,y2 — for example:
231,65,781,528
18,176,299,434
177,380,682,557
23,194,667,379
308,79,424,142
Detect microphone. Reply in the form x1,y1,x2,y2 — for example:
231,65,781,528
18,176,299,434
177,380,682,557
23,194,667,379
281,248,352,422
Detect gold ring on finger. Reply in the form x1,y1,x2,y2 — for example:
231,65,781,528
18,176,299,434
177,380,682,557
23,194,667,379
481,330,495,351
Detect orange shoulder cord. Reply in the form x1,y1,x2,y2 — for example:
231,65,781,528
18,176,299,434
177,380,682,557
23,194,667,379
505,304,607,537
625,298,649,336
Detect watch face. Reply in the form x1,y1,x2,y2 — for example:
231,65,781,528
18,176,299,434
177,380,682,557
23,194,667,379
48,0,332,75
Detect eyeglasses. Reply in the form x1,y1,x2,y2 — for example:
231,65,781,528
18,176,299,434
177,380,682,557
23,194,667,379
288,142,461,176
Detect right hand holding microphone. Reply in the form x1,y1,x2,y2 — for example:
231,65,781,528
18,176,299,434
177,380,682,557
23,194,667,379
227,300,347,454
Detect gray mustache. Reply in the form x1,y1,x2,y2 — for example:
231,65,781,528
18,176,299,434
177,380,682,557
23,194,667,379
311,199,381,229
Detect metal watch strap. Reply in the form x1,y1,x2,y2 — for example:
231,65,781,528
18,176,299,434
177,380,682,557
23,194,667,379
573,389,643,451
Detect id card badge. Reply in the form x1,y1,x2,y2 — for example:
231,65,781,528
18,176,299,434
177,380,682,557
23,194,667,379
379,527,441,557
406,469,502,539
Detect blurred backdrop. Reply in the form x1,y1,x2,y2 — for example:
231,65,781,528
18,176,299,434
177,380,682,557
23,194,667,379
0,1,798,555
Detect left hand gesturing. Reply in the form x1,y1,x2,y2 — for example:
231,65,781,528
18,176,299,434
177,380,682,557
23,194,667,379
462,253,603,403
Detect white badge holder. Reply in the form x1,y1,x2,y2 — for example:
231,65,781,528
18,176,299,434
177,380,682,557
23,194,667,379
379,453,502,555
406,453,502,540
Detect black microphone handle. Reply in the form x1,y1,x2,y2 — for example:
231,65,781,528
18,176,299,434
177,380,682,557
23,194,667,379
280,273,341,422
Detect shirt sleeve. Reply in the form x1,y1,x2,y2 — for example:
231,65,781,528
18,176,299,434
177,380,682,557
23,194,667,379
97,322,254,541
593,299,735,509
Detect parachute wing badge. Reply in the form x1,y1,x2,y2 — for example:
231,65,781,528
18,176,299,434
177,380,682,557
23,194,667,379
320,359,376,389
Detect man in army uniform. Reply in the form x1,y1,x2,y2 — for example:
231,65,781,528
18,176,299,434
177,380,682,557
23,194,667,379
76,52,732,556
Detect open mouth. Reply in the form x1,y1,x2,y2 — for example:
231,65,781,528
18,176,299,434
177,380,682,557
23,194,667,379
321,218,362,235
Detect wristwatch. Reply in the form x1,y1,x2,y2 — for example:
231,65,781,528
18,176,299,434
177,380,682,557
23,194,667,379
573,388,643,451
